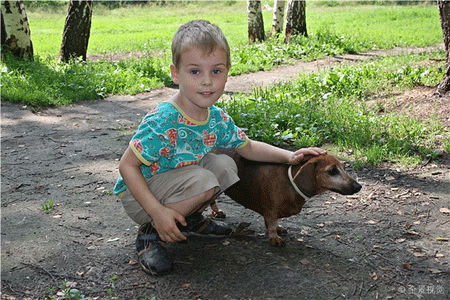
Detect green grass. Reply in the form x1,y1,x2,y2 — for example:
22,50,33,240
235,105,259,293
1,1,447,167
2,2,442,106
217,51,447,167
26,2,441,58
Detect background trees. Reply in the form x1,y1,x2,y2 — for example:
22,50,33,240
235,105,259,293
59,0,93,62
247,0,265,43
247,0,307,44
0,0,33,59
436,0,450,95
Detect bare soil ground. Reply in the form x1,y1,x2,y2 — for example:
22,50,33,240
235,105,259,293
2,47,450,300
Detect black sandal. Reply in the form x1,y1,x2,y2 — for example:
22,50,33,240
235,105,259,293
136,223,173,275
178,212,232,236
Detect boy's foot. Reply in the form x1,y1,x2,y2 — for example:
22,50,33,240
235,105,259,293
179,212,232,235
136,222,173,275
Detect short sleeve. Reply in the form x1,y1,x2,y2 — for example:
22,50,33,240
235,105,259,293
213,107,248,149
129,108,175,166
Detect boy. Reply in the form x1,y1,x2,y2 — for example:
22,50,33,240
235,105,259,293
114,19,325,275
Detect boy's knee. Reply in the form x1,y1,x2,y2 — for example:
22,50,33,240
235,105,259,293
208,153,237,174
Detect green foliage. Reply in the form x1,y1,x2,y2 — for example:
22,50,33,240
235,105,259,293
218,52,447,167
1,54,170,106
41,198,55,213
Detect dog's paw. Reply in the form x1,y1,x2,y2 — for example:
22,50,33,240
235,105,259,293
269,235,285,247
276,225,287,236
211,209,226,219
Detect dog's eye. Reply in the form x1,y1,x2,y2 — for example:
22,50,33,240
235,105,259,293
327,167,339,176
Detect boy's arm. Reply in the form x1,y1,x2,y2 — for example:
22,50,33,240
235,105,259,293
119,147,187,242
236,139,326,165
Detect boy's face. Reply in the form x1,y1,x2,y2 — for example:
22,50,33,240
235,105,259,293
170,46,230,117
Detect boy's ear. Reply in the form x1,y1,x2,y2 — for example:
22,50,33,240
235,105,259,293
170,64,180,85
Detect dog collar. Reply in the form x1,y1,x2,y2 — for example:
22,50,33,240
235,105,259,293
288,165,311,201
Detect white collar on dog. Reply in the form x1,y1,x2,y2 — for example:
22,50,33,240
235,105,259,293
288,165,311,201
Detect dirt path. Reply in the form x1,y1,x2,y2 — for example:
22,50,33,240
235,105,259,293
2,47,450,300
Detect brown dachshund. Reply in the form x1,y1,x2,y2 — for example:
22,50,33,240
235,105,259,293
212,149,362,246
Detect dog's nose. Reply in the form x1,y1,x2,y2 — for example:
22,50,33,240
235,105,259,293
352,181,362,193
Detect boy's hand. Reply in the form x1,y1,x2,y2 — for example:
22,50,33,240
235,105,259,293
289,147,327,165
151,207,187,243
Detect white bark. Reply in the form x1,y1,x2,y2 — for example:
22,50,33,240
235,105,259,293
271,0,285,36
1,0,33,58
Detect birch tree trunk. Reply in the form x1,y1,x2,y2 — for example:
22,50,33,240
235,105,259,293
436,0,450,95
285,0,307,43
270,0,285,37
247,0,265,44
1,0,33,60
59,0,93,62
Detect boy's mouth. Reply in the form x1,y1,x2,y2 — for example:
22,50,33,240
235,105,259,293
199,91,214,96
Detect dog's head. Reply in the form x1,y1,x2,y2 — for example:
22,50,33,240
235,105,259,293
293,154,362,197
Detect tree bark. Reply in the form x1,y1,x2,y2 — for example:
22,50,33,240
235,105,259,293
247,0,265,44
59,0,93,62
436,0,450,95
1,0,33,60
270,0,285,37
285,0,307,43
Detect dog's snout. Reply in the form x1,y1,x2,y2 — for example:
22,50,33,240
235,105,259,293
352,181,362,193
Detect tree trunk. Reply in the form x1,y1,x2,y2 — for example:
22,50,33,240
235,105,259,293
1,0,33,60
436,0,450,95
247,0,265,44
59,0,93,62
270,0,285,37
285,0,307,43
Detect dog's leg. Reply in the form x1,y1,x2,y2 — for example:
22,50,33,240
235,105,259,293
277,225,287,235
210,201,226,219
265,215,284,246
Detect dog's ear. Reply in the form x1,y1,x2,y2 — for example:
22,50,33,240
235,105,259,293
294,160,317,196
301,154,317,163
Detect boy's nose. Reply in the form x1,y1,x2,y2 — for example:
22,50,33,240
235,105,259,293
202,74,212,86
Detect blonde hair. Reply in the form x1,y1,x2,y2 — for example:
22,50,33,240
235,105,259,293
171,20,231,68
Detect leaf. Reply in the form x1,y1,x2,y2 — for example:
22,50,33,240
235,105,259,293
435,237,449,242
300,259,310,265
371,272,378,281
439,207,450,214
182,283,191,288
413,252,426,257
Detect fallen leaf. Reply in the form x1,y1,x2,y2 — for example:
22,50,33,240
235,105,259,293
413,252,427,257
66,281,77,288
76,271,84,276
436,253,444,258
107,237,119,242
407,230,419,235
428,268,442,274
396,238,406,243
300,259,310,265
129,259,138,265
439,207,450,214
371,272,378,281
182,283,191,288
402,263,411,269
222,240,230,246
366,219,379,225
435,237,449,242
413,221,421,225
373,245,381,249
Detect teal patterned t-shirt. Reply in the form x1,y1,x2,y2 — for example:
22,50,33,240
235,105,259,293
114,102,248,196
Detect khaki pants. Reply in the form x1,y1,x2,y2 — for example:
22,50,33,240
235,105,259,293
120,153,238,225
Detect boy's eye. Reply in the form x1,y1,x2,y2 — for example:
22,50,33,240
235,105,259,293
212,69,221,75
190,69,200,75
